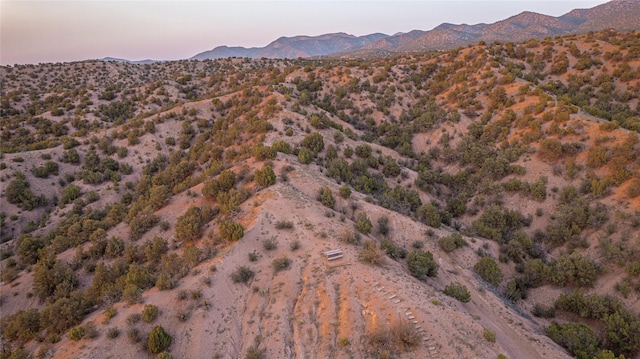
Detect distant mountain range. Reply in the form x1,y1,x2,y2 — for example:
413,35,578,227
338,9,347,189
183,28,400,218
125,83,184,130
190,32,388,60
104,0,640,63
101,57,157,65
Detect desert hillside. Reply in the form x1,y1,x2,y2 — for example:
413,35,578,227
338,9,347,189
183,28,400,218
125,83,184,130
1,29,640,359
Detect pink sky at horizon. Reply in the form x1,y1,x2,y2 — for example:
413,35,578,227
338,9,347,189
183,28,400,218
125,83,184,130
1,0,608,65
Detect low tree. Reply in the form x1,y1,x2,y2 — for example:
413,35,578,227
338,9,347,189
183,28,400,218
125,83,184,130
443,282,471,302
175,206,203,242
297,148,313,164
407,250,438,280
202,170,235,200
148,325,172,354
33,251,78,301
1,309,41,342
474,257,503,286
301,132,324,154
220,220,244,241
254,165,276,187
18,235,45,265
6,171,44,210
59,184,81,206
438,233,467,253
318,186,335,209
417,204,441,228
545,322,599,359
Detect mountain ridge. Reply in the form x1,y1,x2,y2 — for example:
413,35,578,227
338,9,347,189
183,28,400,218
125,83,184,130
104,1,640,63
343,0,640,56
187,0,640,60
190,32,389,60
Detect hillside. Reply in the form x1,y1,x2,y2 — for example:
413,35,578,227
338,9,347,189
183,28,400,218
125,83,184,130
1,29,640,359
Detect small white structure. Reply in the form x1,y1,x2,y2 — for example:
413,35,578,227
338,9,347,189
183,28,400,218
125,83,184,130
324,249,343,261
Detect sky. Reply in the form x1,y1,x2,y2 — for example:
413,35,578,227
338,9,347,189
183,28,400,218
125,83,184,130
1,0,609,65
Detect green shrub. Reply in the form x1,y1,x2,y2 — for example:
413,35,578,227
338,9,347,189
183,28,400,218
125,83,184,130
175,206,204,242
438,233,467,253
443,282,471,302
85,190,100,203
538,139,563,161
220,221,244,241
471,204,527,241
122,283,142,304
68,326,85,341
355,144,372,158
61,148,80,163
142,304,159,323
59,184,81,206
530,177,547,200
254,165,276,187
1,309,41,342
382,156,401,178
272,140,291,154
202,170,236,200
407,250,438,280
148,325,172,354
355,213,372,234
6,171,45,210
532,304,556,318
417,204,441,228
483,328,496,342
297,148,313,164
103,307,117,322
318,186,335,209
301,132,324,154
546,322,599,359
377,216,390,235
18,234,45,265
253,144,276,161
155,273,174,291
474,257,503,286
380,239,407,260
548,252,597,287
339,186,352,199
